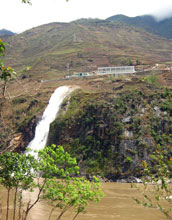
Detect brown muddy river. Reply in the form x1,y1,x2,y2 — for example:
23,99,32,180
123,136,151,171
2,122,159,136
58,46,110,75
1,183,165,220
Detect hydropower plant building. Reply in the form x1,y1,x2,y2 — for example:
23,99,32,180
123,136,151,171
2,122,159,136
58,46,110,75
97,66,135,75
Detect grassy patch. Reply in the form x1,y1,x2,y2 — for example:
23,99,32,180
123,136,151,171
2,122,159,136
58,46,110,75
144,74,159,86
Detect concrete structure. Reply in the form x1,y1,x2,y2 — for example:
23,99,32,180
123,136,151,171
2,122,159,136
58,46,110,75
66,72,90,78
73,72,90,77
97,66,135,75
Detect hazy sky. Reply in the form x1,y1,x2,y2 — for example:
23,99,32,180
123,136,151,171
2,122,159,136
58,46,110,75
1,0,172,33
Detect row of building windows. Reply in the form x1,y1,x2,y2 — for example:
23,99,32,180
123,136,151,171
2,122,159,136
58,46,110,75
98,66,135,74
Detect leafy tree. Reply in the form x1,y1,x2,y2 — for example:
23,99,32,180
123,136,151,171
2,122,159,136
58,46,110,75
37,145,104,220
42,176,104,220
0,40,16,99
132,145,172,219
0,145,103,220
21,145,79,220
38,144,79,178
0,152,38,220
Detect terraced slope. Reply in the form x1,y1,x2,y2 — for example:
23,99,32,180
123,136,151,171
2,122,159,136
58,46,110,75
4,20,172,80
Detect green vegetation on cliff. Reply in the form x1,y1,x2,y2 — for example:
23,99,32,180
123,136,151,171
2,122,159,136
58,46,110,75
48,83,172,179
1,71,172,181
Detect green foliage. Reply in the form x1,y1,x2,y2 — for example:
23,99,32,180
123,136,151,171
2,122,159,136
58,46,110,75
0,145,103,220
161,87,172,99
160,101,172,116
0,152,38,220
0,152,37,190
0,39,6,56
38,145,79,178
0,39,16,99
42,176,104,220
27,99,38,111
144,74,159,86
128,59,133,66
125,156,133,163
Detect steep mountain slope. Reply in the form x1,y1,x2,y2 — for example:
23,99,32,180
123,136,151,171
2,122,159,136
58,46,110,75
107,15,172,39
4,20,172,80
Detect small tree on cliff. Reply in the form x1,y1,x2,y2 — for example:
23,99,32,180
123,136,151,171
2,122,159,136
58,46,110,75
0,40,16,99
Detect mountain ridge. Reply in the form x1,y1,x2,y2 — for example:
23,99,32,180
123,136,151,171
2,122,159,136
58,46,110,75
0,29,15,38
106,14,172,39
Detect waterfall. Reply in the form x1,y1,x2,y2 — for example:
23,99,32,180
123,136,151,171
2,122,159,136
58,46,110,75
27,86,72,156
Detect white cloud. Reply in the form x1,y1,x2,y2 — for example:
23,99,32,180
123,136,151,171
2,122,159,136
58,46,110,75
0,0,172,33
152,6,172,21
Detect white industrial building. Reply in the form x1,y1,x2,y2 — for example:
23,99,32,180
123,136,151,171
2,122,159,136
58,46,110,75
97,66,135,75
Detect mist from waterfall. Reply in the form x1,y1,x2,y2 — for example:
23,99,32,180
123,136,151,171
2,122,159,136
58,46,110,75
27,86,72,156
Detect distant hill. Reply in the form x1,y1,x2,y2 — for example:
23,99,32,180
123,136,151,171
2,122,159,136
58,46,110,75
4,20,172,80
0,29,15,38
106,15,172,39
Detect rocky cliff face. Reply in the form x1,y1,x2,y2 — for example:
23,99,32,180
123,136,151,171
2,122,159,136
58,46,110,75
16,115,39,152
0,94,46,153
47,85,172,180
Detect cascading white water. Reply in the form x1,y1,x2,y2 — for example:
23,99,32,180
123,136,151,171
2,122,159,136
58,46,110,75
27,86,72,156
